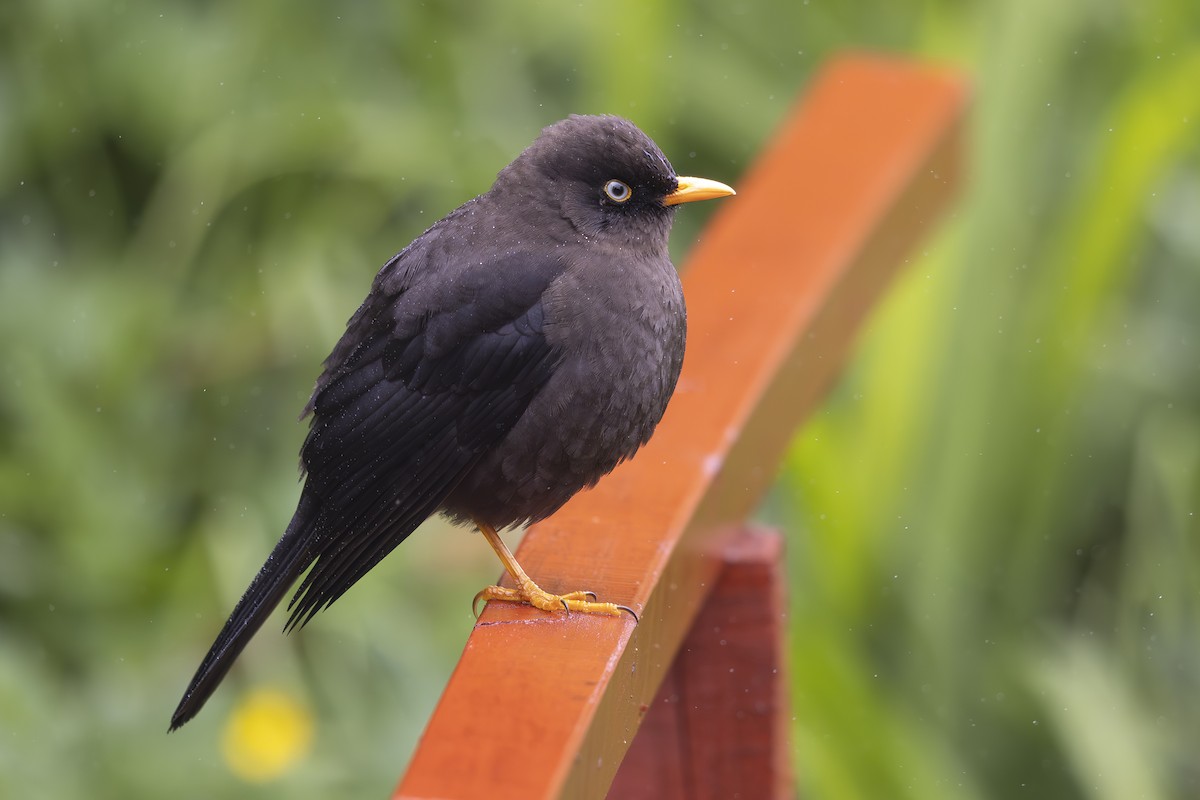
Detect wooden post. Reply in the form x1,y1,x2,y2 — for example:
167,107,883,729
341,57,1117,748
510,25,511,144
394,55,967,800
608,528,791,799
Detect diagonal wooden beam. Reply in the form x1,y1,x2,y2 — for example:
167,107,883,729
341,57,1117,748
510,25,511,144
395,55,968,800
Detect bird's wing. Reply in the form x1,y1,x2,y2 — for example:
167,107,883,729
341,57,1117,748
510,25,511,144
170,250,564,731
284,251,567,629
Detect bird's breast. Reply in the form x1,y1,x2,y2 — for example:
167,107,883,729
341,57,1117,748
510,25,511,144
442,254,685,529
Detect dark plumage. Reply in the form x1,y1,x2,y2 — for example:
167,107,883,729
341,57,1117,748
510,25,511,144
170,114,734,730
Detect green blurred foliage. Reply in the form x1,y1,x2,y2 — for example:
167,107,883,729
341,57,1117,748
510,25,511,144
0,0,1196,797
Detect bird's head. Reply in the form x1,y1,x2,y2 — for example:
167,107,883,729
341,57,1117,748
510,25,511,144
493,115,734,248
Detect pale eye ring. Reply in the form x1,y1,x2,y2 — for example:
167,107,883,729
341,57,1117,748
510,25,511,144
603,179,632,203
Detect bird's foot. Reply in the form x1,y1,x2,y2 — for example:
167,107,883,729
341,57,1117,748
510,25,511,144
473,581,637,621
469,519,637,621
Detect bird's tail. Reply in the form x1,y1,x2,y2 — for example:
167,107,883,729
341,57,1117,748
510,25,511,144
169,491,319,731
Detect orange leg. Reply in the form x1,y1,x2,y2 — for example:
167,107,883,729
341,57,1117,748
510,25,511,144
472,520,636,620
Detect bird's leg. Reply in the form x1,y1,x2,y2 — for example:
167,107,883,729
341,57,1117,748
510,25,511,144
472,520,636,619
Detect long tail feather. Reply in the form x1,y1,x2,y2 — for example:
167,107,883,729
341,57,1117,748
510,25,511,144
169,492,319,731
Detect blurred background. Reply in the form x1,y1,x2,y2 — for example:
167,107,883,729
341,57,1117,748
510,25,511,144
1,1,1197,797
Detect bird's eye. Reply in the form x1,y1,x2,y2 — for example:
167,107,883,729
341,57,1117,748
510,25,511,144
603,179,632,203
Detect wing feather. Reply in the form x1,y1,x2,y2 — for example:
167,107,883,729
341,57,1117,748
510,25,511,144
283,255,566,626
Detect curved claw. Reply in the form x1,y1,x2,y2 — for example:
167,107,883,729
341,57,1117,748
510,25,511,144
472,591,487,619
616,604,640,623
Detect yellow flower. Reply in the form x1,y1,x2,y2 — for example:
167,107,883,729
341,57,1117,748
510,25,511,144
220,687,314,782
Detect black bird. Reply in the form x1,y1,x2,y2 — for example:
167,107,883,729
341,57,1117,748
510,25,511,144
170,115,734,730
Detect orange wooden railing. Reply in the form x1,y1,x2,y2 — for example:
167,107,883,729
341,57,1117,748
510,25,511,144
394,55,967,800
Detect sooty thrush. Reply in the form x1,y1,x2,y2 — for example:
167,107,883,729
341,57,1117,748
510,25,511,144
170,114,734,730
